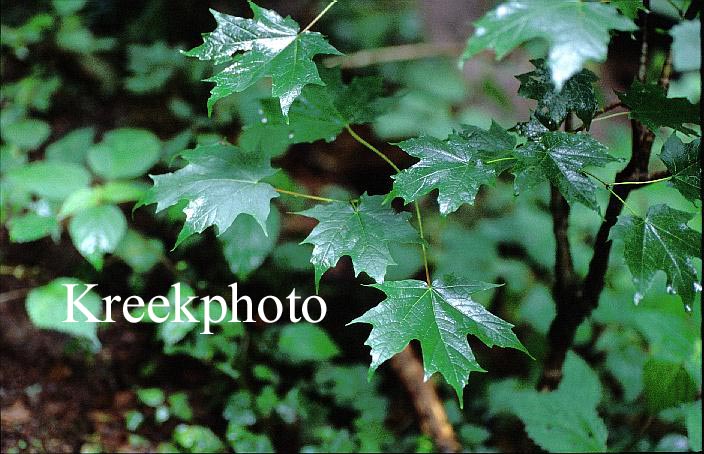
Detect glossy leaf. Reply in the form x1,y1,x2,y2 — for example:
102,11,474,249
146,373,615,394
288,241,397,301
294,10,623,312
516,59,598,130
239,68,388,156
298,193,419,289
352,276,527,401
392,122,516,215
69,204,127,269
513,131,615,210
617,81,700,135
184,3,341,115
611,204,702,308
140,142,278,247
659,134,701,203
461,0,635,89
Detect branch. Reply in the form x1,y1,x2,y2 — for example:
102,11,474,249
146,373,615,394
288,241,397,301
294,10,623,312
324,42,464,68
391,346,461,453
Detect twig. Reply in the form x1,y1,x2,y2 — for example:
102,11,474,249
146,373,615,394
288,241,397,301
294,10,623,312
301,0,337,33
390,346,461,453
0,288,30,304
324,42,464,68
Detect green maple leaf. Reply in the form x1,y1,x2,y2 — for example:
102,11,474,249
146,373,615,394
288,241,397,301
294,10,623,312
516,59,598,130
239,68,388,156
611,0,646,20
351,276,528,402
298,193,419,289
617,81,700,135
461,0,635,89
392,122,517,215
513,131,616,210
184,2,341,116
659,134,701,203
139,142,278,247
610,204,702,308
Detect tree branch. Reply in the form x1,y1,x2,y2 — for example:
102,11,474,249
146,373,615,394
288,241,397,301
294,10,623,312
391,346,461,453
324,42,464,68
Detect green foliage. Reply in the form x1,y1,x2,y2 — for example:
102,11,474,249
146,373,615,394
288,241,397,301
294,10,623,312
25,278,102,348
617,81,700,135
353,276,527,401
392,122,516,215
659,135,701,203
5,161,92,201
671,20,700,73
461,0,635,89
642,359,698,413
513,131,615,210
220,208,280,280
516,59,598,130
141,142,278,247
611,204,701,308
68,205,127,269
299,193,419,288
184,2,341,115
87,128,160,180
278,324,340,363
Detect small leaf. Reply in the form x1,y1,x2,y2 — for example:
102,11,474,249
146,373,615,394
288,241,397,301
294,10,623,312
611,204,702,308
610,0,646,20
87,128,161,179
45,127,94,164
516,59,598,130
137,388,165,407
69,205,127,269
5,161,92,201
513,131,615,210
298,193,419,289
642,359,698,414
352,275,527,401
671,20,700,73
219,207,280,280
173,424,225,453
659,134,701,203
8,212,59,243
26,277,102,348
278,324,340,363
114,229,164,274
461,0,635,89
684,400,702,452
140,142,278,247
617,81,700,135
1,118,51,150
392,122,517,215
184,3,341,116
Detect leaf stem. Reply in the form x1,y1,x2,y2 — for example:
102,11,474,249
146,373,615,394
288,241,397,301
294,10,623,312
591,111,629,123
582,170,639,216
345,125,431,285
345,125,401,172
275,188,342,203
301,0,337,33
610,175,672,185
484,156,516,164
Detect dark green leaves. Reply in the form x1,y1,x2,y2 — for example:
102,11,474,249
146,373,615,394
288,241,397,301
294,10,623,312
611,204,702,308
617,81,700,135
352,276,527,401
392,122,516,215
298,194,418,289
513,131,615,210
659,135,701,203
462,0,635,89
517,59,598,130
140,142,278,247
642,359,698,414
240,68,387,155
185,2,341,115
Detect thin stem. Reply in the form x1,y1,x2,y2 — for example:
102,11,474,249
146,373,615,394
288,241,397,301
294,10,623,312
275,188,343,203
345,125,431,285
345,125,401,172
485,156,516,164
324,42,464,68
592,111,629,123
301,0,337,33
582,171,638,216
610,175,672,186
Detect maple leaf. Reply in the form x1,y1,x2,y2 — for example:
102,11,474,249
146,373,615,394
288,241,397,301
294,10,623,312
139,142,278,247
185,2,341,116
611,204,702,308
659,134,701,203
392,122,517,215
617,81,700,135
352,275,528,401
461,0,636,89
513,131,616,210
298,193,419,290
